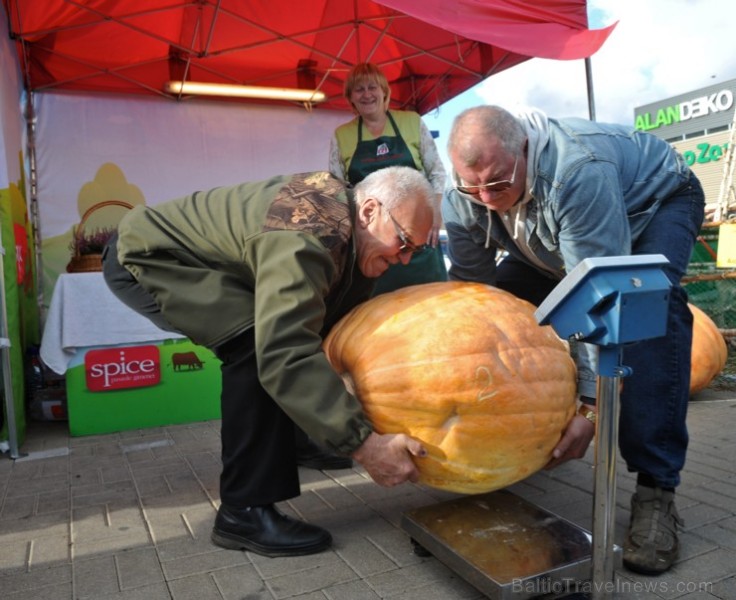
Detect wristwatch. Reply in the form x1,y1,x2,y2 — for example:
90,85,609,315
578,403,597,425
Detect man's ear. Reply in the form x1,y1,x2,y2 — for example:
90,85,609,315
357,197,379,229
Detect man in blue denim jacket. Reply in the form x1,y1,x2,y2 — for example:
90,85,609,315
443,105,705,575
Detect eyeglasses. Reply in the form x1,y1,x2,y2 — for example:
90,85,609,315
385,208,425,255
454,153,519,196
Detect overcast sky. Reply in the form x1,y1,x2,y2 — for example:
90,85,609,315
424,0,736,169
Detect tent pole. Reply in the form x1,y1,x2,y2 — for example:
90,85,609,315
585,57,596,122
24,92,45,328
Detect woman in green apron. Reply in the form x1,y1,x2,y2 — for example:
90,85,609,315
329,62,447,295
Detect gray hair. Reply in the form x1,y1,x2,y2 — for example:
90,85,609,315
353,166,433,220
448,105,526,168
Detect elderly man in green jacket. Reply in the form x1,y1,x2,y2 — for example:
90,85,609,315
103,166,434,558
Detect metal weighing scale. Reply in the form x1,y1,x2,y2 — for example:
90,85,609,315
402,255,673,599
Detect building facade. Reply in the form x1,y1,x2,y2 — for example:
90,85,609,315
634,77,736,221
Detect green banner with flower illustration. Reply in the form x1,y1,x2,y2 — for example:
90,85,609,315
0,179,38,445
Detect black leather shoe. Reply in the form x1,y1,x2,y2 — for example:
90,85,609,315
211,504,332,557
296,438,353,470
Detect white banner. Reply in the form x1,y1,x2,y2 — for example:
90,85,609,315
34,92,350,303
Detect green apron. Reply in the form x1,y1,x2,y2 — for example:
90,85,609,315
346,111,447,295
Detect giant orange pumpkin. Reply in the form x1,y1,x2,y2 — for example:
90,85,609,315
689,303,728,395
323,281,577,494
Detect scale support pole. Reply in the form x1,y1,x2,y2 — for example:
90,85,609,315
592,373,620,599
591,347,629,599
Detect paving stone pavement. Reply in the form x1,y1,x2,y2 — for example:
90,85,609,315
1,389,735,600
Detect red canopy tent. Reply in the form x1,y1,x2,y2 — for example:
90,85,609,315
0,0,615,458
2,0,615,114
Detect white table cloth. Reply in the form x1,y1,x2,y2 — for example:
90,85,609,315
40,272,183,374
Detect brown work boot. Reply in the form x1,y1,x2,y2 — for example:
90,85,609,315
623,485,683,575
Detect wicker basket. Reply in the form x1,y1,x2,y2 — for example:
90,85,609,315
66,200,133,273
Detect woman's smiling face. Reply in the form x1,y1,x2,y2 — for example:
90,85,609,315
350,77,386,119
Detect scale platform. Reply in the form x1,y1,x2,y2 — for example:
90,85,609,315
402,490,622,599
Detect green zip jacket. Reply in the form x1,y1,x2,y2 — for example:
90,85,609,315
115,172,375,454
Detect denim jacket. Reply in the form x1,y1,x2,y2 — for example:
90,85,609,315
442,117,694,396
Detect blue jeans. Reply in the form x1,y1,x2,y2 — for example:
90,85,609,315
497,172,705,488
618,172,704,488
